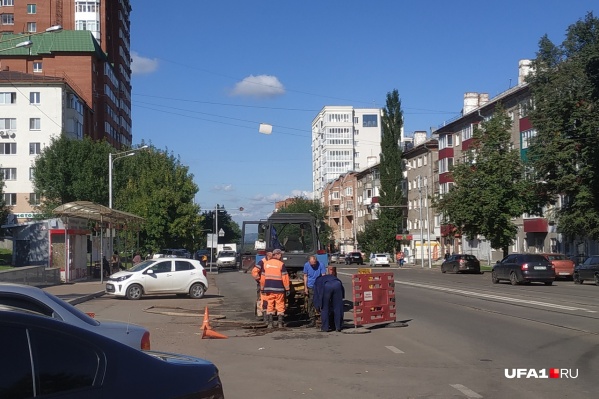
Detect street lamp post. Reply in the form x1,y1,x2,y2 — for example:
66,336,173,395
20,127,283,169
418,176,424,268
107,146,148,257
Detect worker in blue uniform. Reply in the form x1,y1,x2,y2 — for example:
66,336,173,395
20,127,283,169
312,274,345,332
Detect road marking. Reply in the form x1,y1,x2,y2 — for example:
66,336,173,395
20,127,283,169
450,384,483,398
336,271,596,313
385,345,404,354
395,280,597,313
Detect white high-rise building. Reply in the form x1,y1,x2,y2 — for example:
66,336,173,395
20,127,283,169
311,106,383,201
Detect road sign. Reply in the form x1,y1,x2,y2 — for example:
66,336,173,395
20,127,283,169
207,234,217,248
218,228,225,237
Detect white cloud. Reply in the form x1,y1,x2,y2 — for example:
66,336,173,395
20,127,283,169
231,75,285,98
131,51,159,75
211,184,234,192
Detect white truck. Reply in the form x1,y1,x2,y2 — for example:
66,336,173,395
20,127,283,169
217,243,237,254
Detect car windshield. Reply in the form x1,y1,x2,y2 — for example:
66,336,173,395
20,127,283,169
43,291,100,326
523,255,548,263
546,254,566,260
583,256,599,265
129,260,154,272
462,255,477,260
219,251,236,258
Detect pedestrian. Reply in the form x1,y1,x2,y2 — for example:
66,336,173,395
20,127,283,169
132,252,142,265
111,251,121,273
303,255,326,328
444,250,450,260
313,273,345,332
102,256,110,277
396,251,404,267
251,248,273,321
255,248,290,328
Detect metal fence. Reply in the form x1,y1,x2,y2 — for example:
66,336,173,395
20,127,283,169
0,266,60,286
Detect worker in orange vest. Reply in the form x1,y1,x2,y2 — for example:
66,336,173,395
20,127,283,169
251,248,273,321
259,248,290,328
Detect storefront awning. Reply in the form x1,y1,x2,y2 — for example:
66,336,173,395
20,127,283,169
53,201,144,226
523,218,548,233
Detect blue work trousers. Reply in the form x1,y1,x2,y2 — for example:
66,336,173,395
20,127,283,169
321,279,344,331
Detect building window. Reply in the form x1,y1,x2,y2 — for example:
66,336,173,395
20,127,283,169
30,92,40,104
29,193,40,206
2,0,15,6
27,22,36,32
1,13,14,25
27,4,36,13
332,191,340,200
521,129,537,149
0,118,16,129
0,143,16,154
33,62,42,72
76,1,99,12
439,157,454,173
29,167,35,180
345,187,353,196
461,125,473,141
4,193,16,206
362,114,378,127
0,92,16,104
1,167,16,180
29,142,41,155
29,118,40,130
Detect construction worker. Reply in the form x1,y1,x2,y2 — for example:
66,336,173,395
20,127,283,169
313,273,345,332
251,248,273,321
303,255,326,328
260,248,290,328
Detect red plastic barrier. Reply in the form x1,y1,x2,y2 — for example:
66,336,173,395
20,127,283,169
352,272,396,327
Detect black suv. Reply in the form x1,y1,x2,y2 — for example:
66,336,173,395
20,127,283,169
345,252,364,265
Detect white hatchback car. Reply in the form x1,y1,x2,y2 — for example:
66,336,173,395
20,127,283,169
369,253,391,267
216,250,237,269
0,283,151,349
106,258,208,300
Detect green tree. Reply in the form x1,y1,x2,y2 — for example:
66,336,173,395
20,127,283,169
32,135,113,215
199,206,241,249
434,105,540,257
276,196,332,250
527,12,599,240
364,89,404,253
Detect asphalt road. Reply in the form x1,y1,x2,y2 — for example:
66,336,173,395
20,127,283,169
76,265,599,399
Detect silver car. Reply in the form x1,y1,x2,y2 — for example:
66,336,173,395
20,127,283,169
0,283,151,350
216,251,237,269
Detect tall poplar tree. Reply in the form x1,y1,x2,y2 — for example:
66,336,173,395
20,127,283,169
358,89,404,253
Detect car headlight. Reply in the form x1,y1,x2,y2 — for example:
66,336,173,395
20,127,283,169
114,274,132,282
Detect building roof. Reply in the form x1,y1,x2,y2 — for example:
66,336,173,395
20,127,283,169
53,201,144,226
0,30,104,57
0,70,66,84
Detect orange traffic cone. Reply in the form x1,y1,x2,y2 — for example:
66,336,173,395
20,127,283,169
200,306,228,339
202,306,212,330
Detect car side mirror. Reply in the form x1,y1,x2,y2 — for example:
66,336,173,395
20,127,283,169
145,269,154,275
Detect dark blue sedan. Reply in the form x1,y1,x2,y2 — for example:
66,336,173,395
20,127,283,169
0,308,224,399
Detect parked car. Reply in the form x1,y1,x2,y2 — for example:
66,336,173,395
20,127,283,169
0,309,225,398
106,258,208,300
194,249,211,260
216,250,237,269
573,255,599,285
0,283,151,350
540,253,575,279
441,254,481,274
153,248,189,259
491,254,555,285
345,252,364,265
369,253,391,267
329,253,341,264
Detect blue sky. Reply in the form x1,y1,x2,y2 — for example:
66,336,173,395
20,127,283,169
129,1,597,225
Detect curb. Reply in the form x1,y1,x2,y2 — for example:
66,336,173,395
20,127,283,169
66,291,106,305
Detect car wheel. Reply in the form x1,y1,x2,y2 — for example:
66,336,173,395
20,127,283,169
126,284,143,300
441,266,446,273
452,265,458,274
544,281,553,286
509,272,519,286
189,283,206,299
594,274,599,287
573,272,583,284
491,270,499,284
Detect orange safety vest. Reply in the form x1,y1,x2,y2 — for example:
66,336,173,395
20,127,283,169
260,258,290,293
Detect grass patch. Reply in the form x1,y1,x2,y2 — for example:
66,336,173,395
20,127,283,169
0,248,12,267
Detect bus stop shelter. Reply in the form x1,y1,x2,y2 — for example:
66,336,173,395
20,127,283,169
53,201,144,282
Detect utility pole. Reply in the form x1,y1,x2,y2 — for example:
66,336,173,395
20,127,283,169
418,176,424,268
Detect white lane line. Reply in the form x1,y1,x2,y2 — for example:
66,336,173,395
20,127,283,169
385,345,404,354
450,384,483,398
336,271,596,313
396,280,597,313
